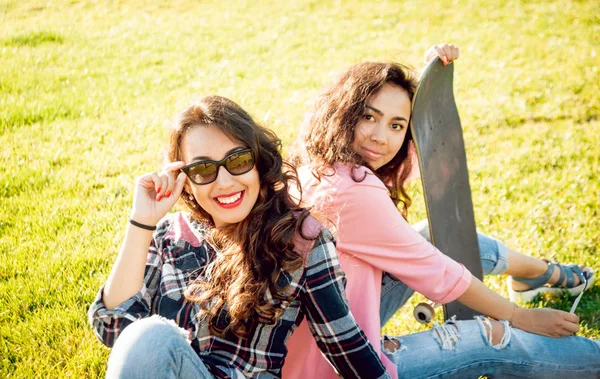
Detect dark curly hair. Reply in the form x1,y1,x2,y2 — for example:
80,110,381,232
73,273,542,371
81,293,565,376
167,96,312,338
298,62,418,218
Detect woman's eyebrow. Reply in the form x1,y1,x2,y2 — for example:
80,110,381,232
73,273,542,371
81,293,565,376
365,105,383,115
365,105,408,122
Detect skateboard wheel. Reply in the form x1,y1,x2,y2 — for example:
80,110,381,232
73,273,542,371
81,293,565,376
414,302,435,324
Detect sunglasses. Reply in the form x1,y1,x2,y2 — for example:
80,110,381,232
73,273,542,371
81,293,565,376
181,148,255,185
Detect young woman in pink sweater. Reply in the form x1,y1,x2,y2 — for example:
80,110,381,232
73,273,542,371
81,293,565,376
282,46,598,379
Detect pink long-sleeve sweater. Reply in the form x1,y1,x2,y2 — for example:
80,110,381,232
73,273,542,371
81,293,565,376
283,163,472,379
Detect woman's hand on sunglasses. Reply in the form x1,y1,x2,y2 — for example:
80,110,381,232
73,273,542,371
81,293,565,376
130,161,187,226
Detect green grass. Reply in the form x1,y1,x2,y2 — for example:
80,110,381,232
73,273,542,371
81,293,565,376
1,0,599,376
2,30,65,47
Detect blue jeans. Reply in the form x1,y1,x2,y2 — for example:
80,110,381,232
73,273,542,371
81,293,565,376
380,219,509,325
382,317,600,378
106,316,223,379
380,220,600,377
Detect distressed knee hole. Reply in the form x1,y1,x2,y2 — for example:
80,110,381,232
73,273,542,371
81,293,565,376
383,336,406,354
476,316,511,349
432,317,461,350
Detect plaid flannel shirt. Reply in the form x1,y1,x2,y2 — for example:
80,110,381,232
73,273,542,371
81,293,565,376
89,213,390,378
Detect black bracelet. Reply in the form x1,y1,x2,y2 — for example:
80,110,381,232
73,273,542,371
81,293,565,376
129,219,157,231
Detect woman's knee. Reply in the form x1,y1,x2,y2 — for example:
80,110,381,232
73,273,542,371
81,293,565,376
117,316,189,348
476,317,511,349
429,317,511,351
108,316,191,373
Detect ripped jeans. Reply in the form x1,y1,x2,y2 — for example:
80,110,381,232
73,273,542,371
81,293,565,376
382,317,600,378
379,221,600,378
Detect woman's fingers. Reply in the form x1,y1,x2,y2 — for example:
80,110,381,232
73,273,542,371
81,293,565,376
445,44,459,62
163,171,175,198
555,309,579,334
433,45,448,65
565,311,579,324
138,162,187,202
452,45,460,60
440,44,459,64
452,44,459,60
562,322,581,335
159,161,186,200
441,44,452,61
172,172,188,199
150,172,162,194
424,44,460,66
545,311,579,337
561,314,581,335
156,173,168,201
137,172,155,190
424,46,439,65
131,170,186,226
516,307,582,338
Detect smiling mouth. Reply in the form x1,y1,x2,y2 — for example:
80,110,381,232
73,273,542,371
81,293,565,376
214,191,244,208
361,147,384,159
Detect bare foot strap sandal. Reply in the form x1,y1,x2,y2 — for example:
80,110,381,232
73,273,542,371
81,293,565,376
508,262,595,302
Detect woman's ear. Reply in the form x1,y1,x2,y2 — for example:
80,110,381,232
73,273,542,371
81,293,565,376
182,179,192,197
180,184,193,205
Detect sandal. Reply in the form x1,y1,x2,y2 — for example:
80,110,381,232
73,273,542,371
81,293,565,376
508,261,595,303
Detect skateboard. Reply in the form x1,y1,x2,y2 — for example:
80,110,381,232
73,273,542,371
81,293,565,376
410,57,484,321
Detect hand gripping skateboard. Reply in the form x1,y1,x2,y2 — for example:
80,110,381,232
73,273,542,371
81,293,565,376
410,57,484,321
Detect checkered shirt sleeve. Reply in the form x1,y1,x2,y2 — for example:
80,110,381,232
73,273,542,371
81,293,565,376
87,222,166,348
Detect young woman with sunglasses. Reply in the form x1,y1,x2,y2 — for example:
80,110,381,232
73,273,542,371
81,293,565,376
282,46,600,379
88,96,391,378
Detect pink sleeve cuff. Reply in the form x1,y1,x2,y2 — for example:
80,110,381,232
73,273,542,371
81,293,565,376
433,263,472,304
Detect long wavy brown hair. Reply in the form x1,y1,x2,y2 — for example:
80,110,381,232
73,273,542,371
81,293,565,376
168,96,312,338
299,62,418,218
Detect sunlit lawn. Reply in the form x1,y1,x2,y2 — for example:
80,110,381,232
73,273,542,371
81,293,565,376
1,0,599,376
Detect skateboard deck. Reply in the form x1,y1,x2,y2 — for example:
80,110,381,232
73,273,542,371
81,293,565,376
410,57,484,321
